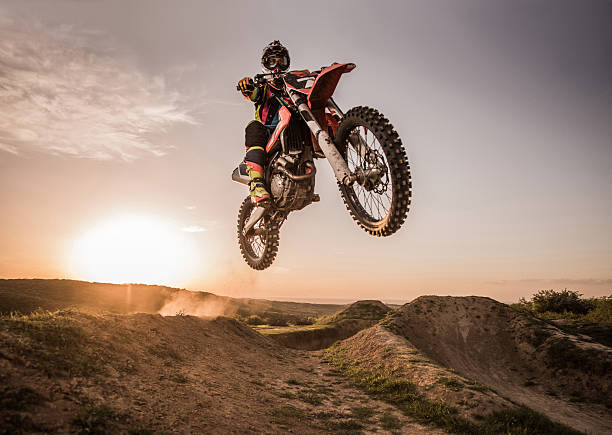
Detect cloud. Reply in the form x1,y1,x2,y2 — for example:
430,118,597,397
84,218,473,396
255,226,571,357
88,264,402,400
0,14,197,161
488,278,612,288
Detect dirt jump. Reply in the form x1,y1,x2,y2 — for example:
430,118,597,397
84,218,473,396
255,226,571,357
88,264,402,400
331,296,611,434
1,281,610,433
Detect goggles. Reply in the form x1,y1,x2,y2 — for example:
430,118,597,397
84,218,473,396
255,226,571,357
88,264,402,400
264,54,289,70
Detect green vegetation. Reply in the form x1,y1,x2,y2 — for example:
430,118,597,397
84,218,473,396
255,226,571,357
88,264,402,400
244,314,265,325
235,312,316,327
0,309,105,377
513,289,612,322
324,343,582,434
325,343,475,433
252,323,329,335
438,377,464,392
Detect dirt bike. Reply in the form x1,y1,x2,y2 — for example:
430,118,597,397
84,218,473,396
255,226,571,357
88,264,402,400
232,63,412,270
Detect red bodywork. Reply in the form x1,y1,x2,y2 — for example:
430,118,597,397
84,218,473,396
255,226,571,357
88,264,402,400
270,63,355,152
266,106,291,153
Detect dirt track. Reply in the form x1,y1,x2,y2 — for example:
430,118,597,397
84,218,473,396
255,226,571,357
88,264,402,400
0,312,437,433
2,294,611,434
385,296,612,433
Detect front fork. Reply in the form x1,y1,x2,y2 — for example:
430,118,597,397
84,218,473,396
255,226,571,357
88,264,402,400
288,91,356,186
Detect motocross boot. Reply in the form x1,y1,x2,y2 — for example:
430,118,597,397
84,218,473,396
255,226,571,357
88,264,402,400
248,168,270,205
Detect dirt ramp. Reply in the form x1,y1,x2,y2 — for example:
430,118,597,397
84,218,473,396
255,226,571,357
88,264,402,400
268,300,392,350
330,300,392,322
268,319,373,350
386,296,612,432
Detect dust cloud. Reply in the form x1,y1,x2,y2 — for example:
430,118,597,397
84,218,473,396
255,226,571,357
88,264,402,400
157,292,234,318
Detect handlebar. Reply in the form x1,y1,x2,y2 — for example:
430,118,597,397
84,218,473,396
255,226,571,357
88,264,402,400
235,72,286,91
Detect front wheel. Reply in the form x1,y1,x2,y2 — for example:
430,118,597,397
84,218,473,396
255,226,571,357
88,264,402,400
335,106,411,236
237,197,280,270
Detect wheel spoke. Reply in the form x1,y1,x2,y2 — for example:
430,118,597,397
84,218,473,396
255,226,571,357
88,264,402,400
344,124,392,222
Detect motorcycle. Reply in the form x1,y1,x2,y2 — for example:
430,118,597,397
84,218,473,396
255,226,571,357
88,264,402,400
232,62,412,270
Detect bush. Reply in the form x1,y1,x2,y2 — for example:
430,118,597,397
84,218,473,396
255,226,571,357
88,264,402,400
265,316,288,327
582,296,612,323
292,316,315,326
245,315,265,325
514,290,612,323
530,289,592,315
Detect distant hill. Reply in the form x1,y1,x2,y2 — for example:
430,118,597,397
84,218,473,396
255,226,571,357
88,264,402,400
0,279,343,320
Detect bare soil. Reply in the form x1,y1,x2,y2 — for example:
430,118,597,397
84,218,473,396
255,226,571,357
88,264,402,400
2,284,610,434
384,296,612,434
1,311,438,434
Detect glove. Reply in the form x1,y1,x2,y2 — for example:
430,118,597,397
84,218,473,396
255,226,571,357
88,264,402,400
238,77,255,96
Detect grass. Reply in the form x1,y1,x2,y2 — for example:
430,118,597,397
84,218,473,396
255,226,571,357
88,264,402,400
253,323,330,335
0,310,105,377
298,391,324,406
325,344,474,433
439,377,464,392
324,343,582,435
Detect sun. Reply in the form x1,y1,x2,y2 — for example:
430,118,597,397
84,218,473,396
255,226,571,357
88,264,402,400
69,215,200,286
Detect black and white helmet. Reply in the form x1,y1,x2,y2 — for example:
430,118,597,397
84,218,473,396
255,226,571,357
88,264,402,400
261,40,290,74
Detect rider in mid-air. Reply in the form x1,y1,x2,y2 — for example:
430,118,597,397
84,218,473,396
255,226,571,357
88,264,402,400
237,40,290,204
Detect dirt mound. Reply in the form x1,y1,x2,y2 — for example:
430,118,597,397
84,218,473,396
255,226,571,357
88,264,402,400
328,325,515,419
267,300,392,350
0,310,437,433
265,319,374,350
384,296,612,433
330,300,391,322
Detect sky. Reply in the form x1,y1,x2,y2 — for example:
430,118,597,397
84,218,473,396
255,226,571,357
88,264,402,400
1,0,611,303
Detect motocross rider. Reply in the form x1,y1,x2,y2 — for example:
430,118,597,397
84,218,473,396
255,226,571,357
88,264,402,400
237,40,290,204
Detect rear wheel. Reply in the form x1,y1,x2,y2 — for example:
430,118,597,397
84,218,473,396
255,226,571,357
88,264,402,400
336,106,411,236
237,197,280,270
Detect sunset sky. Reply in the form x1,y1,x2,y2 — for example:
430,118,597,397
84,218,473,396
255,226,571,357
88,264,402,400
1,0,611,303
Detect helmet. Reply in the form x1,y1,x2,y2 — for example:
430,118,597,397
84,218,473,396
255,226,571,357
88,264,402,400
261,40,290,74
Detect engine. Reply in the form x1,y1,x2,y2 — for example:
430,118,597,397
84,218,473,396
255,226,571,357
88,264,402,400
269,153,315,211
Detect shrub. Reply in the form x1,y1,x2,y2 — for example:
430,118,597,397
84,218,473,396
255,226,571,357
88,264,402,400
529,289,592,315
245,315,265,325
582,296,612,323
292,316,315,326
514,290,612,323
265,315,288,327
